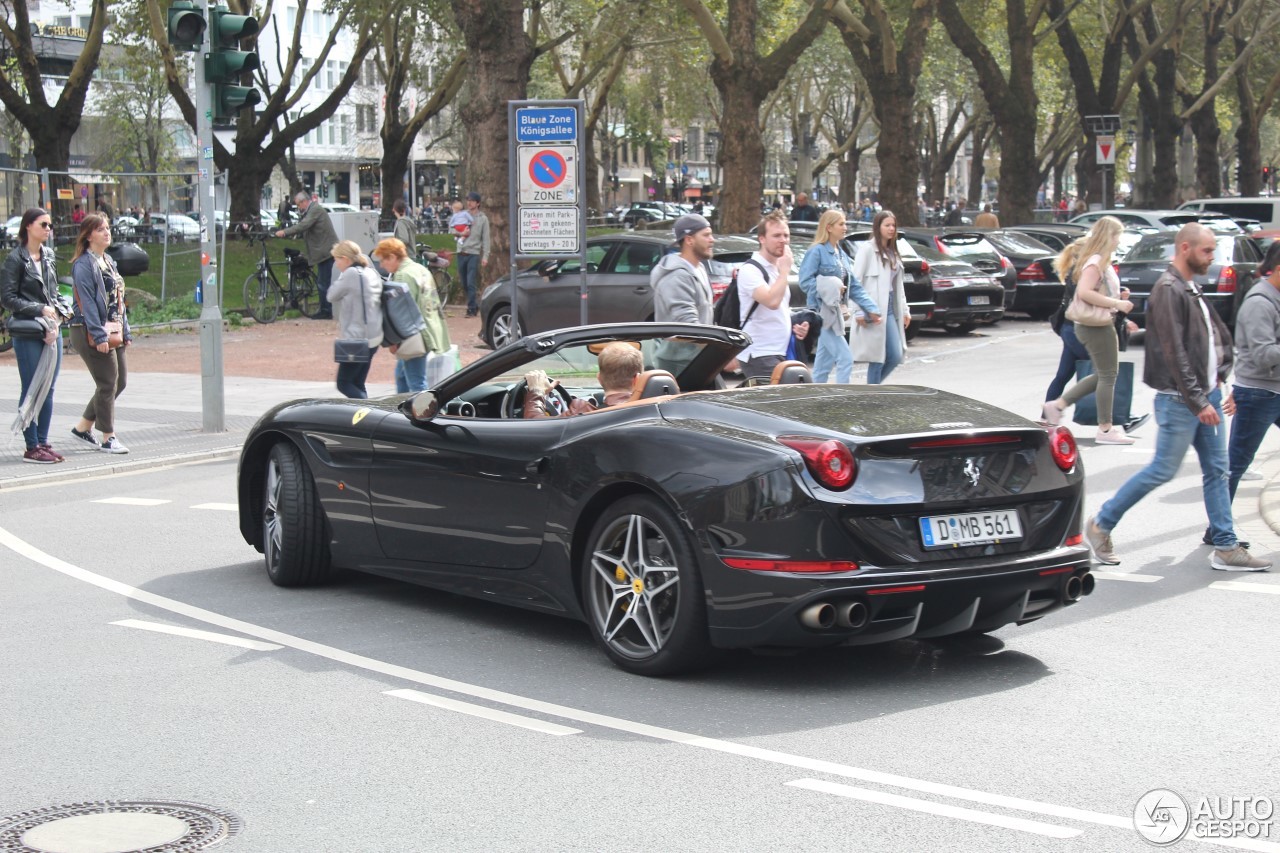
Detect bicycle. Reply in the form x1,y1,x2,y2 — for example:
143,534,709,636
416,244,458,306
242,233,321,323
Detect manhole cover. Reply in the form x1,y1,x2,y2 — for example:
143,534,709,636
0,801,241,853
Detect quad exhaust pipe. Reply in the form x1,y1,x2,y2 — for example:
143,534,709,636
837,600,869,629
1064,571,1096,603
800,602,836,629
799,600,869,631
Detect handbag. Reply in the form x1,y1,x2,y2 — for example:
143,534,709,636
74,257,126,348
334,269,372,363
6,315,49,338
395,331,426,360
1064,261,1115,327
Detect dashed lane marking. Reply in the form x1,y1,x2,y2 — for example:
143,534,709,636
112,618,283,651
1091,571,1163,582
785,779,1081,839
1210,580,1280,595
92,497,170,506
385,689,581,736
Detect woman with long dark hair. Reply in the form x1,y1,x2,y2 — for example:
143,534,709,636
68,214,132,454
0,207,64,463
848,210,909,383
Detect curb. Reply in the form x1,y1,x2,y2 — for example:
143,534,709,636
0,445,243,491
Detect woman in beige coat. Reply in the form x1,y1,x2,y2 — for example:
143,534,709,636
849,211,909,383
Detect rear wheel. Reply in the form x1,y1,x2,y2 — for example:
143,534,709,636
292,271,320,318
262,442,332,587
582,496,715,676
432,268,458,306
243,271,281,324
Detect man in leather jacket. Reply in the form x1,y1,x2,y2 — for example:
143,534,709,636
1085,223,1271,572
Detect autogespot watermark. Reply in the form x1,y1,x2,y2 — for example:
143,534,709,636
1134,788,1276,846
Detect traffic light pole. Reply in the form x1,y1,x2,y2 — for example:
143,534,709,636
195,0,225,433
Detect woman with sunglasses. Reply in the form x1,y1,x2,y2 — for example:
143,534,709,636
1,208,64,463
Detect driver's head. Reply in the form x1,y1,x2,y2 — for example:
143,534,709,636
598,342,644,394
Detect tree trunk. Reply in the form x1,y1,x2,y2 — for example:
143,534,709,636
453,0,535,287
967,131,987,208
712,74,766,233
1150,49,1181,208
874,91,921,225
838,150,859,207
1186,3,1225,199
585,126,601,214
379,146,411,216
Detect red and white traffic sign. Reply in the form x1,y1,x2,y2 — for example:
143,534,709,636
1096,135,1116,165
518,145,577,204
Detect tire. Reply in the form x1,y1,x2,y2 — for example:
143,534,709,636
243,271,281,324
434,269,458,306
582,495,715,676
293,271,320,318
486,304,517,349
945,322,976,336
262,442,332,587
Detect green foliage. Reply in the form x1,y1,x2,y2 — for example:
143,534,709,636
127,294,202,325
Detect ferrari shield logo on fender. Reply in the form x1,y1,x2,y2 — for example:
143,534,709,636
964,458,981,487
352,407,371,425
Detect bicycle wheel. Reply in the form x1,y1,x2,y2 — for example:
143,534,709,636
432,268,458,306
293,270,321,318
243,271,281,324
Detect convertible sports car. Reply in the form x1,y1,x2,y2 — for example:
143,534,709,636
237,323,1093,675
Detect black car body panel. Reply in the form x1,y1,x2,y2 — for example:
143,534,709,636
980,231,1062,318
1116,233,1262,329
840,232,937,329
900,228,1019,310
1003,224,1087,253
237,323,1090,666
910,244,1005,329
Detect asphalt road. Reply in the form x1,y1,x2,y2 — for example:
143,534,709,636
2,317,1278,852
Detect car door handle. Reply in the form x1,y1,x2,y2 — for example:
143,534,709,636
526,457,548,475
633,286,650,294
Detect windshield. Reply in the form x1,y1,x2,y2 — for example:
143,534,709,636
986,232,1052,254
1126,235,1233,264
488,337,724,387
937,234,1001,261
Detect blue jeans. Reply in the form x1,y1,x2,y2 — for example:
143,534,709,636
865,309,903,385
395,355,428,393
1227,385,1280,500
813,327,853,383
13,334,61,450
316,258,335,316
458,252,480,312
1096,388,1236,547
1045,323,1090,402
335,348,377,399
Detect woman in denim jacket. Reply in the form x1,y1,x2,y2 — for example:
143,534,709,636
0,207,64,463
798,210,878,382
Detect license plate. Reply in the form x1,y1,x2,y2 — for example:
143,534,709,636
903,273,914,282
920,510,1023,550
969,295,990,305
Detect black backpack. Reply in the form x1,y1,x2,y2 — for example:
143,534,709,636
713,259,768,330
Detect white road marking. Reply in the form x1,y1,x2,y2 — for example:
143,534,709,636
5,523,1272,850
190,503,238,511
1210,580,1280,595
785,779,1080,839
111,618,283,651
92,497,170,506
385,689,581,736
1091,571,1163,583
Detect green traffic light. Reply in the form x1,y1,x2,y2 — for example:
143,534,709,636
206,4,260,120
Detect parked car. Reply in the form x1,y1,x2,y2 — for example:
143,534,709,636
978,231,1062,319
146,212,201,241
235,321,1093,675
320,202,359,214
622,206,665,227
1002,223,1087,254
900,228,1018,310
1178,197,1280,230
909,243,1006,334
839,232,936,337
1116,232,1263,329
1069,208,1242,234
480,233,761,347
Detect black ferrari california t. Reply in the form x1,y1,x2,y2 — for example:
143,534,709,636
237,323,1093,675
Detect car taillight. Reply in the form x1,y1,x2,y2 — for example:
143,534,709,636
932,277,955,288
710,280,729,301
1048,426,1077,471
1000,255,1014,270
1219,266,1237,293
778,436,856,490
1018,261,1046,281
934,236,949,253
919,258,930,273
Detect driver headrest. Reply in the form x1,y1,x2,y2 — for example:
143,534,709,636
770,360,813,384
629,369,680,401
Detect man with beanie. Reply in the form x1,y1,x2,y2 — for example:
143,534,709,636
458,191,490,317
651,213,715,373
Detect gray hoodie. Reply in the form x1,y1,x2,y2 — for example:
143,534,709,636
650,250,711,373
1233,279,1280,393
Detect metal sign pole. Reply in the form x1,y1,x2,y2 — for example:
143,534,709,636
507,103,519,341
196,0,224,432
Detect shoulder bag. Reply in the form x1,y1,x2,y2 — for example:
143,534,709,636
73,257,124,349
1063,261,1114,327
334,270,372,363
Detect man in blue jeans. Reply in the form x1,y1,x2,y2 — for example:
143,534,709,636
1225,241,1280,503
1085,223,1271,572
457,191,490,317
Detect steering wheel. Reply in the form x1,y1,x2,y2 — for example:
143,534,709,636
502,379,574,418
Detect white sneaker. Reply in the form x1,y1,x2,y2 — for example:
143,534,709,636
99,436,129,455
1095,425,1136,445
1210,546,1271,572
1240,469,1264,481
1041,402,1064,426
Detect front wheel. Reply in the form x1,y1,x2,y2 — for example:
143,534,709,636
243,271,281,324
582,496,715,676
486,304,518,349
262,442,332,587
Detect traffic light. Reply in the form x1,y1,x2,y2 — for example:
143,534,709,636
167,0,206,52
206,5,260,121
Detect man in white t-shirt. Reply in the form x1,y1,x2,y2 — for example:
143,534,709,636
736,210,809,381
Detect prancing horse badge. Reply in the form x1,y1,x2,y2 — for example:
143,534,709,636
963,458,981,487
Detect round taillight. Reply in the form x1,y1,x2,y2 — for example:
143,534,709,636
778,436,857,490
1049,426,1077,471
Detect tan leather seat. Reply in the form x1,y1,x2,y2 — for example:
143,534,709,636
629,369,680,401
770,359,813,384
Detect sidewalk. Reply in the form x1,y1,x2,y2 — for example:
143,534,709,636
0,307,490,490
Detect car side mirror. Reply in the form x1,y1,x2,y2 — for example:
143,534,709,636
401,391,440,422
